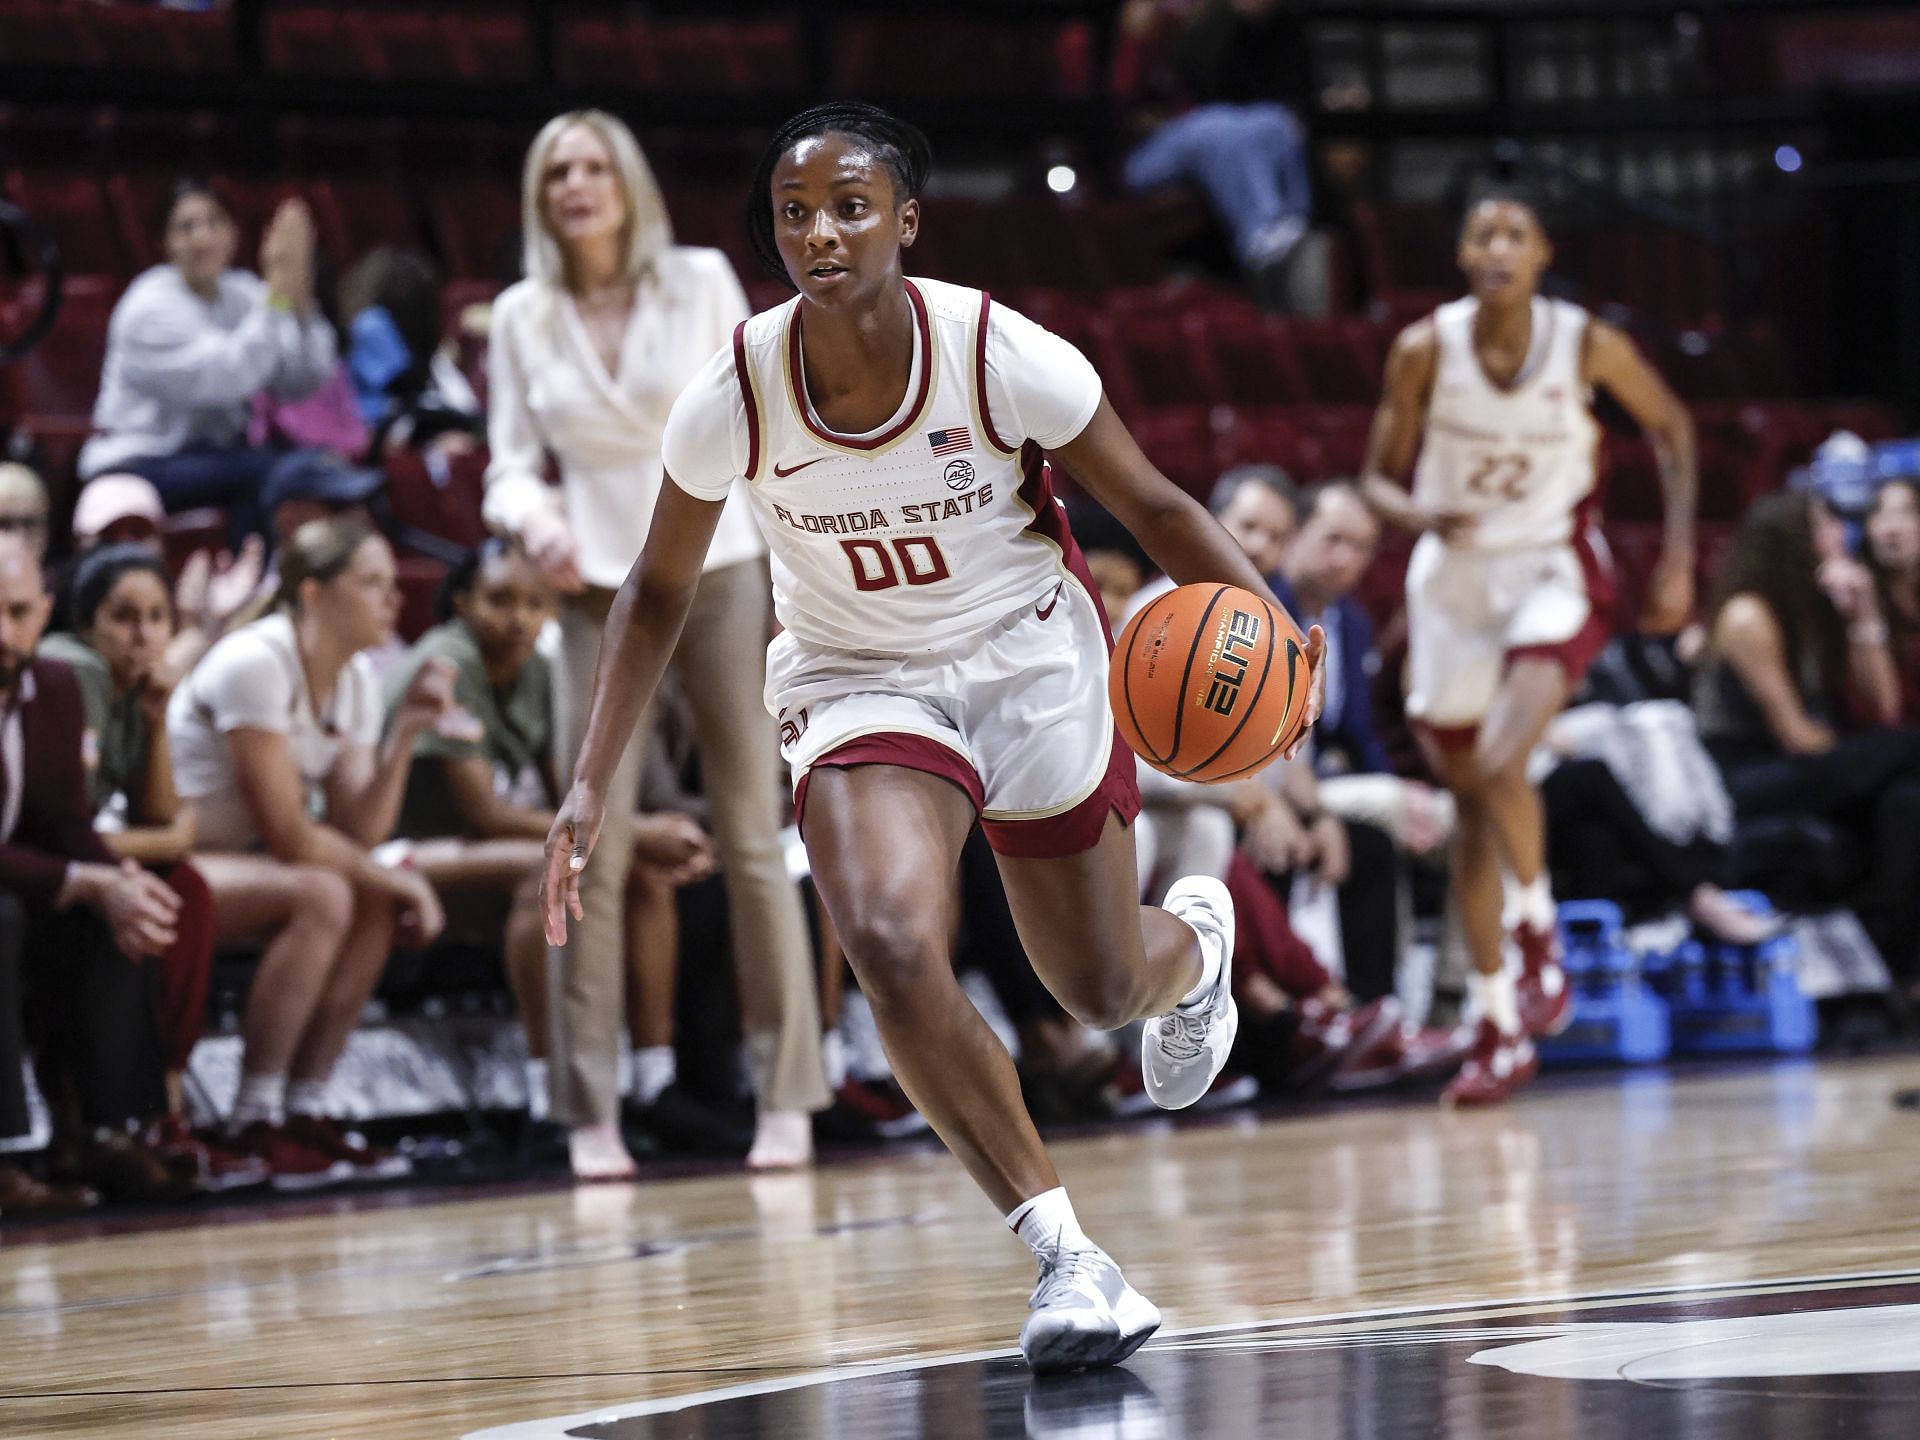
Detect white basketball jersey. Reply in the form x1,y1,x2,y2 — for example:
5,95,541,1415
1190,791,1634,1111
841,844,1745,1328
669,277,1096,654
1412,296,1599,550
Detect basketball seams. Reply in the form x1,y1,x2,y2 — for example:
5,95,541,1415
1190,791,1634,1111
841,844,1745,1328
1176,595,1278,780
1192,638,1306,783
1109,582,1309,785
1167,585,1228,769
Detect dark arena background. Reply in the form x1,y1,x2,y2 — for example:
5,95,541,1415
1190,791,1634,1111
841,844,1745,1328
1,4,1918,1438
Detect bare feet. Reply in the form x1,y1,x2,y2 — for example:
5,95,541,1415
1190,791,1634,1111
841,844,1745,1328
568,1122,637,1183
1687,885,1780,947
745,1109,813,1171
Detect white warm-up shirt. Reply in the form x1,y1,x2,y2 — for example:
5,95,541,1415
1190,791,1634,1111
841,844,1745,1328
482,247,765,589
166,612,382,851
662,278,1103,654
81,265,337,477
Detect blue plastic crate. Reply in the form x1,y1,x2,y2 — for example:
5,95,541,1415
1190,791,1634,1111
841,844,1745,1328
1540,901,1672,1065
1650,893,1818,1056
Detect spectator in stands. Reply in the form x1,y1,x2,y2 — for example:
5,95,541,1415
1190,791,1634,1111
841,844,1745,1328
0,535,195,1204
381,538,716,1176
0,895,100,1210
207,451,390,634
79,182,335,539
72,472,165,555
247,256,370,466
1695,492,1920,980
40,548,195,862
67,473,267,690
35,545,263,1187
1864,477,1920,723
1114,0,1316,308
0,462,51,562
1227,854,1466,1095
485,110,827,1174
1183,470,1413,1005
261,451,384,552
166,516,455,1187
1211,462,1299,582
1277,479,1451,867
340,247,483,459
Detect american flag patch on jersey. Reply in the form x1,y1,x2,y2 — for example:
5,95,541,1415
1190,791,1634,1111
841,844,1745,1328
928,426,972,457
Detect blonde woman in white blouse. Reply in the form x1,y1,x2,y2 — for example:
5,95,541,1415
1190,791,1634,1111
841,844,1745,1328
485,111,827,1177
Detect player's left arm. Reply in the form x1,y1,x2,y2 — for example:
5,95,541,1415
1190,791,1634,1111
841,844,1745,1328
1055,395,1326,740
1586,320,1697,633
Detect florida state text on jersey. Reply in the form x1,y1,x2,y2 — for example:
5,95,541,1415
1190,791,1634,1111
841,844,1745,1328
662,277,1102,655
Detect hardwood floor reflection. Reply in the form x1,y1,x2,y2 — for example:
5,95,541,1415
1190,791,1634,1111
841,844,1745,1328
2,1056,1916,1438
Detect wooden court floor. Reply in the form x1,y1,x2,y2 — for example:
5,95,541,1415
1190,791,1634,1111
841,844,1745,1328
4,1054,1918,1438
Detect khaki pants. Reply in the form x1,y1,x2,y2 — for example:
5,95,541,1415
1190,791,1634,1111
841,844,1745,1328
549,558,828,1125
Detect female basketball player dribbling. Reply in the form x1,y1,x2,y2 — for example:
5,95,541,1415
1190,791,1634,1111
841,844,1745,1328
541,104,1323,1372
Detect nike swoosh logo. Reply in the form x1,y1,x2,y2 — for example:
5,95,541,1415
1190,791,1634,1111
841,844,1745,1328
772,457,827,477
1036,583,1065,621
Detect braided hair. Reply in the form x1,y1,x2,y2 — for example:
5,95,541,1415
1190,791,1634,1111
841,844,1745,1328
744,102,934,285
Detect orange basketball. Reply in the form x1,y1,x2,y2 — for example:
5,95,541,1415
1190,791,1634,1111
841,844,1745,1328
1109,583,1311,783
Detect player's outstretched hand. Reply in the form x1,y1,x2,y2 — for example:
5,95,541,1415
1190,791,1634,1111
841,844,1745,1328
543,784,607,946
1282,623,1328,761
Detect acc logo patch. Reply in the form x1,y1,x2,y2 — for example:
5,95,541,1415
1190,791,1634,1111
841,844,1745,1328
943,459,976,491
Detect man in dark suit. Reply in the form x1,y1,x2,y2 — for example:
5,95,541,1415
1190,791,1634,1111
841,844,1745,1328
0,535,187,1206
1274,482,1450,842
1272,482,1455,1004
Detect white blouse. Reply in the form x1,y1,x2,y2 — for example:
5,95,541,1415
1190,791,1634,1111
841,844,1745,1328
482,246,764,588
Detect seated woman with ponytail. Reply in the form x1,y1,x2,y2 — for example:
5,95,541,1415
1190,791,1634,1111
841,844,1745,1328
38,546,259,1185
382,537,714,1176
166,516,455,1188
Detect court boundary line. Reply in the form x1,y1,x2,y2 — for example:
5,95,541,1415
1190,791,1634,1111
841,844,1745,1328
460,1265,1920,1438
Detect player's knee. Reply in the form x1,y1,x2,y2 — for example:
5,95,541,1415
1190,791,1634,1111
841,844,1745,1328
1052,973,1144,1032
1468,740,1526,793
838,907,946,1010
1052,983,1136,1036
293,868,355,936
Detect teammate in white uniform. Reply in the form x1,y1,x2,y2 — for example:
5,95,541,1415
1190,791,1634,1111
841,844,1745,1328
1362,187,1697,1106
540,104,1324,1371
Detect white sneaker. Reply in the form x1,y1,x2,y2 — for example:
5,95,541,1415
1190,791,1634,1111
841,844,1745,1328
1019,1243,1162,1373
1141,876,1238,1110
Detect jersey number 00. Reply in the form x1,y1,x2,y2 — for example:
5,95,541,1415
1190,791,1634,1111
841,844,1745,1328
839,536,953,592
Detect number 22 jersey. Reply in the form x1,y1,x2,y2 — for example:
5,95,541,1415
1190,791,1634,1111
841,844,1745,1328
1411,295,1600,551
661,277,1103,655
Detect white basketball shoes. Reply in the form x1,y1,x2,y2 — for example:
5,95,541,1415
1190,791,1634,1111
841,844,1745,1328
1141,876,1239,1110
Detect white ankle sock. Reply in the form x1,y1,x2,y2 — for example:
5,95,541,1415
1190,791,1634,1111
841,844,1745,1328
1175,925,1224,1011
632,1045,676,1106
1006,1186,1090,1256
821,1029,848,1091
1504,874,1555,932
230,1072,286,1131
524,1058,550,1122
285,1078,330,1119
1468,969,1523,1036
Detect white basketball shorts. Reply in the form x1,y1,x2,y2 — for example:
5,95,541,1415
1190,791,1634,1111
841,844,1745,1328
1403,528,1614,745
766,571,1140,858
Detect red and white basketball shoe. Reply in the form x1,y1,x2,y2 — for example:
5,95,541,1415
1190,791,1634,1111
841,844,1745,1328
1512,919,1573,1038
1441,1019,1540,1107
